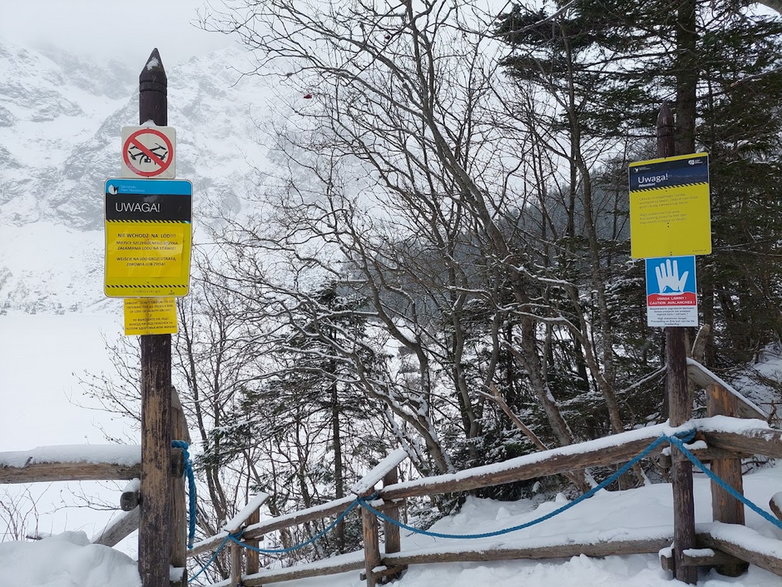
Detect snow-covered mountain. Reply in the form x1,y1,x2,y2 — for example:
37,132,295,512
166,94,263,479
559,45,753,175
0,41,278,313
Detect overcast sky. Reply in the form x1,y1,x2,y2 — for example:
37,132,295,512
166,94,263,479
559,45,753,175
0,0,237,67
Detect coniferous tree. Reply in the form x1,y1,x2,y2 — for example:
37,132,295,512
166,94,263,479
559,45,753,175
496,0,782,371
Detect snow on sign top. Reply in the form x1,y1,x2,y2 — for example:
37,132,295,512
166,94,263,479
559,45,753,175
120,126,176,178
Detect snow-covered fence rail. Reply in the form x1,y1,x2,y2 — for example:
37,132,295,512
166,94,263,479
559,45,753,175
192,412,782,587
190,449,408,587
0,445,141,484
687,358,769,422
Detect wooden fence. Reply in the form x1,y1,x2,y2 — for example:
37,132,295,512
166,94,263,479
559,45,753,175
189,360,782,586
0,387,190,586
2,361,781,586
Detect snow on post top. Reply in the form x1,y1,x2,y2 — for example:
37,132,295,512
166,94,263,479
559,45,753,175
139,48,166,89
223,492,270,533
0,445,141,467
350,448,408,496
144,48,164,73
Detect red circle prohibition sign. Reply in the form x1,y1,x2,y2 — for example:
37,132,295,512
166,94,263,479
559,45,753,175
123,128,174,177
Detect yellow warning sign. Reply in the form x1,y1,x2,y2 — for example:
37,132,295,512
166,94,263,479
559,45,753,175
104,179,192,297
106,222,188,278
124,297,178,336
628,153,711,259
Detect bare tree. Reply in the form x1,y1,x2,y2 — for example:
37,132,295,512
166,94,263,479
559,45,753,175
203,0,596,475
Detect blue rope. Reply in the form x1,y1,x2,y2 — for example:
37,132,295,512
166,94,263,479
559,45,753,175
187,427,782,581
186,500,363,582
668,434,782,530
188,535,231,584
226,499,362,554
356,430,695,540
172,440,198,549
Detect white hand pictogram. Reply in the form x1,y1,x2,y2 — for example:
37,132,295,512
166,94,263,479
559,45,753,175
655,259,689,295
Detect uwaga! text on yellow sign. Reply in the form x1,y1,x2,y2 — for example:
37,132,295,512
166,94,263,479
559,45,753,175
104,178,192,297
628,153,711,259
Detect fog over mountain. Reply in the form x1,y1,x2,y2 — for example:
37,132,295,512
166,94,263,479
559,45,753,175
0,41,276,313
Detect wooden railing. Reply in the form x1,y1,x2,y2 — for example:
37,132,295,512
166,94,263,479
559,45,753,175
191,372,782,587
4,367,779,586
0,387,191,586
188,449,409,587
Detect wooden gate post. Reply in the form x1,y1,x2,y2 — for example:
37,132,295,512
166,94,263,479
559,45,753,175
171,389,190,586
361,502,381,587
138,48,174,587
229,541,243,587
707,383,748,576
381,467,406,581
658,101,697,585
246,509,261,576
382,468,401,557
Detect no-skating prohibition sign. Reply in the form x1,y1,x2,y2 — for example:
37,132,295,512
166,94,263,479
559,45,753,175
121,126,176,178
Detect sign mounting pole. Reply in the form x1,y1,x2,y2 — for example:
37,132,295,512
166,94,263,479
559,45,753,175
138,48,174,587
658,101,697,585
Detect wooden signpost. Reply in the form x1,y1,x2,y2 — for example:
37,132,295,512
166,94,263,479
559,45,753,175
656,102,697,585
137,49,176,587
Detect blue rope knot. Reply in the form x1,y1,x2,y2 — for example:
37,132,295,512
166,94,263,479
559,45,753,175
359,491,381,503
672,428,697,444
172,439,197,549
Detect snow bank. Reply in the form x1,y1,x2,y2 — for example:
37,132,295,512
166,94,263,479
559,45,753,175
0,532,140,587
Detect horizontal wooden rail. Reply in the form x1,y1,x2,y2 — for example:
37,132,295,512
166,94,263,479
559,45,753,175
213,536,673,586
379,420,780,502
92,507,140,547
697,524,782,576
701,427,782,459
382,537,673,566
218,524,782,587
687,359,767,420
218,555,365,586
0,445,142,484
380,424,671,501
0,462,142,484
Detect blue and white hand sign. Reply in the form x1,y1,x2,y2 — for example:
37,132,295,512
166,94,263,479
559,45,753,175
654,258,689,295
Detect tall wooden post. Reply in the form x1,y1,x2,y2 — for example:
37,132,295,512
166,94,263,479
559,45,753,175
138,48,174,587
658,102,697,585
